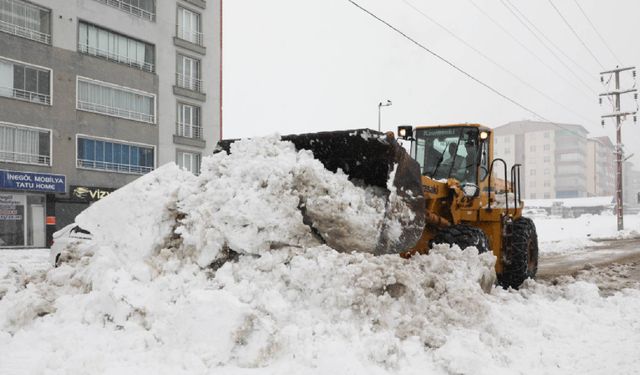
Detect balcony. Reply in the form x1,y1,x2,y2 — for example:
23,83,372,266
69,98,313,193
176,27,203,47
93,0,155,21
78,43,154,73
77,100,155,124
176,122,202,139
0,19,50,44
77,158,153,175
0,86,51,105
0,150,50,166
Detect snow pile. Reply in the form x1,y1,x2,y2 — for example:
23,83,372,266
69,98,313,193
178,136,392,267
1,136,639,374
534,214,640,254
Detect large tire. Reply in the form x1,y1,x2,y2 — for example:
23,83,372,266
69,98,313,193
498,217,539,289
430,224,490,254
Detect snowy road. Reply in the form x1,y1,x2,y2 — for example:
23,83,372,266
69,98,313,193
537,237,640,294
538,237,640,277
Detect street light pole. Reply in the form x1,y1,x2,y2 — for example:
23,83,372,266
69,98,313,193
378,99,392,132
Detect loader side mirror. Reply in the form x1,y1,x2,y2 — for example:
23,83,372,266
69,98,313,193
397,125,413,140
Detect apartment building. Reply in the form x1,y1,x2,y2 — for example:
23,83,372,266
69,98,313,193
586,136,615,197
0,0,222,248
494,121,589,199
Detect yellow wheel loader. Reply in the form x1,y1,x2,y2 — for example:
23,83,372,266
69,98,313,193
216,124,538,289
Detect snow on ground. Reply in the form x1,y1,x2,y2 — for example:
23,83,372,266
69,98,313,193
0,136,639,374
533,213,640,254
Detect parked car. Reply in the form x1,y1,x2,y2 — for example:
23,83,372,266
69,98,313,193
49,224,92,267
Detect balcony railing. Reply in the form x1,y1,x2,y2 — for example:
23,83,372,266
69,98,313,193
77,100,155,124
176,73,203,92
78,43,154,72
93,0,156,21
176,27,203,46
176,122,202,139
0,18,51,44
0,150,50,166
0,86,51,105
77,158,153,174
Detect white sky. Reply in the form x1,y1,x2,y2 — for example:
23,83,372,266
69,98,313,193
223,0,640,163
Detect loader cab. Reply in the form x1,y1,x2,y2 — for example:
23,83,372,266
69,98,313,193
403,125,489,186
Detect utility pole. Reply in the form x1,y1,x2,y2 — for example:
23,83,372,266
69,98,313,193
600,66,637,231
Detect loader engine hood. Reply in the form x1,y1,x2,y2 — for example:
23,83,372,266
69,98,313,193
215,129,426,255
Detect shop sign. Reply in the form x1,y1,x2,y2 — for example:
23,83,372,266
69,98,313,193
0,170,66,193
70,186,115,202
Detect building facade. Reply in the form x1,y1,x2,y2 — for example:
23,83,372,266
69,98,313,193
494,121,589,200
586,136,615,197
0,0,221,248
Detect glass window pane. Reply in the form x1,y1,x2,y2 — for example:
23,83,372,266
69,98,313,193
95,140,104,162
24,68,37,93
121,145,130,165
37,70,49,95
131,146,139,166
113,143,121,164
104,142,113,163
13,64,25,90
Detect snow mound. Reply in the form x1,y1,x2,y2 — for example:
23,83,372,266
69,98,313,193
1,136,639,374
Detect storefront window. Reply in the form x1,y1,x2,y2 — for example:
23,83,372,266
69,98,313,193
0,193,45,247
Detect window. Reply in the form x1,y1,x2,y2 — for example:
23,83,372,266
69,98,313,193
77,77,155,123
0,122,50,165
543,144,550,151
0,57,50,105
544,180,550,187
529,145,536,152
78,22,155,72
544,132,550,139
0,0,50,44
77,136,154,174
544,193,550,199
544,156,550,163
544,168,550,175
530,180,536,187
177,7,202,46
176,102,201,139
92,0,155,21
530,169,536,176
176,54,202,92
177,151,201,175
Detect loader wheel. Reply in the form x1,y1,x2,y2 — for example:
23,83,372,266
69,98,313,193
430,224,490,254
498,217,539,289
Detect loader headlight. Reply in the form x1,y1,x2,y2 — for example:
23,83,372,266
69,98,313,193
397,125,413,140
480,131,489,140
462,183,479,197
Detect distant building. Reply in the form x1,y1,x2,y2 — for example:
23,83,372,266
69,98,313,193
623,161,640,207
586,136,615,197
494,120,589,199
0,0,222,248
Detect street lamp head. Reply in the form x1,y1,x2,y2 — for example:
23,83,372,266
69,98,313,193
386,99,392,106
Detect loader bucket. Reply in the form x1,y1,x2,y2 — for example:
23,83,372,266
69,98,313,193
215,129,426,255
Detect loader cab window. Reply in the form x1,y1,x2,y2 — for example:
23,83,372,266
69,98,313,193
414,127,479,184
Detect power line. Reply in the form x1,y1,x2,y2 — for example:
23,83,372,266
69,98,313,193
466,0,592,102
500,0,597,94
400,0,594,125
572,0,623,66
345,0,589,139
547,0,604,70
